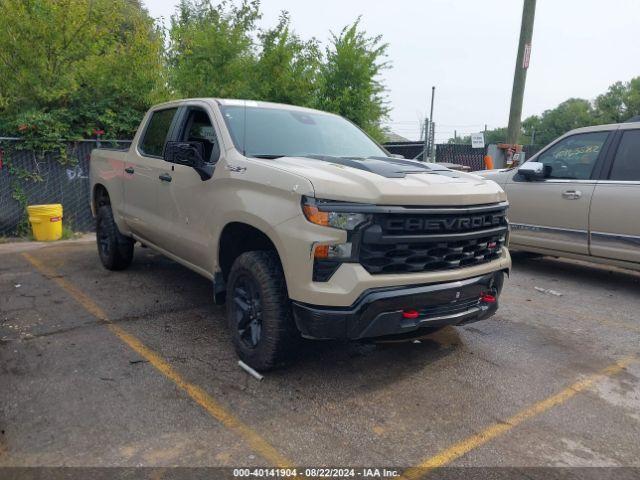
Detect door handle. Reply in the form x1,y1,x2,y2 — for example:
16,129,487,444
159,173,172,183
562,190,582,200
124,167,134,174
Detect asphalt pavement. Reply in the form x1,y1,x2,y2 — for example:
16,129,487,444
1,240,639,475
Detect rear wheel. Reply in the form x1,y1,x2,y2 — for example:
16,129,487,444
96,205,134,270
226,251,299,371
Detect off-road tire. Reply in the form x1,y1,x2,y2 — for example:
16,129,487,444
96,205,134,271
226,251,299,371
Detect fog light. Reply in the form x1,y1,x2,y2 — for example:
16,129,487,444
313,242,352,260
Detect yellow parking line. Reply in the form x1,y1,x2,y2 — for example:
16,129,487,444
400,355,635,480
22,252,293,468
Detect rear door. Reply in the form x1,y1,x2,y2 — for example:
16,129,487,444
589,128,640,264
123,107,179,243
504,130,612,254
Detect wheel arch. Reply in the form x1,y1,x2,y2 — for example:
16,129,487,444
91,183,111,217
217,221,284,282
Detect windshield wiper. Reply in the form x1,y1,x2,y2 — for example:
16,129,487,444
251,154,285,159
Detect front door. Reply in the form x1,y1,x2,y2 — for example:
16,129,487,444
590,128,640,264
159,105,222,268
505,130,612,255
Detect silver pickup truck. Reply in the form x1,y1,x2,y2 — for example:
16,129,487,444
481,122,640,271
90,98,511,370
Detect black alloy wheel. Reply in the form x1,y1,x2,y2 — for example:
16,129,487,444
232,274,263,348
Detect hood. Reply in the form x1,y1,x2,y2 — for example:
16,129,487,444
266,156,507,206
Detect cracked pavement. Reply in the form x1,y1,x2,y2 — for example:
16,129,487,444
1,241,639,470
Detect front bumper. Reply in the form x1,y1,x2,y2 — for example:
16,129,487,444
292,271,505,340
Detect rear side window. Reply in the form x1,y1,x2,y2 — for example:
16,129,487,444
139,108,178,157
609,130,640,181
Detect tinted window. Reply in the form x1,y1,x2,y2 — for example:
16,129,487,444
180,109,219,163
220,106,386,158
536,131,609,180
140,108,177,157
609,130,640,181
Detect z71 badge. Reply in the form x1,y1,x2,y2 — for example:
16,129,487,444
225,164,247,173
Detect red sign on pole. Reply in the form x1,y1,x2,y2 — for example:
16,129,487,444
523,43,532,69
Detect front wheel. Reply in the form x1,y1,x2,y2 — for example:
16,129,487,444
226,251,299,371
96,205,134,271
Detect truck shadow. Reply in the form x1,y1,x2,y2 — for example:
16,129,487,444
119,248,465,391
269,327,462,393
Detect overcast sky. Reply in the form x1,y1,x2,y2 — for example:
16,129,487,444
144,0,640,142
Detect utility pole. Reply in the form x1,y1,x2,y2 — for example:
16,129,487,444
506,0,536,145
428,86,435,161
421,117,429,160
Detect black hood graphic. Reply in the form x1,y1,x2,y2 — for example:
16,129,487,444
305,156,456,178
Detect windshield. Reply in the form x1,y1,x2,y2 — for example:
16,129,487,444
220,105,387,158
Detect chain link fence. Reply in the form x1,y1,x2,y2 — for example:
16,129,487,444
434,144,487,171
523,144,543,159
383,141,426,160
0,139,131,237
383,141,488,169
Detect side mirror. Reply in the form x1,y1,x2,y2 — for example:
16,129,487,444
165,141,213,180
518,161,545,181
165,141,205,168
390,153,405,159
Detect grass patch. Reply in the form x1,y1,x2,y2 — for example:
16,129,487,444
1,224,83,243
60,225,77,240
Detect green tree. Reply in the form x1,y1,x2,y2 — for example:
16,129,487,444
0,0,167,139
593,77,640,124
522,98,594,145
593,81,628,124
253,12,321,106
168,0,260,99
316,19,390,141
485,127,508,144
495,77,640,147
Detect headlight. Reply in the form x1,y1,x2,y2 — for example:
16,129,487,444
302,198,370,230
302,197,371,282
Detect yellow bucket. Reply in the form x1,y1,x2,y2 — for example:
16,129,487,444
27,204,63,241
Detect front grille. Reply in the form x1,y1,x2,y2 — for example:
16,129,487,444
358,204,507,275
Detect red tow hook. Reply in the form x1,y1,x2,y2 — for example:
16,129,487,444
480,293,496,304
402,309,420,319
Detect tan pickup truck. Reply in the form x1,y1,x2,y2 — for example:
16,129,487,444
480,122,640,271
90,98,511,370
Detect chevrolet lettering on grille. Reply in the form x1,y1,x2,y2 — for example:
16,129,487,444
384,213,505,233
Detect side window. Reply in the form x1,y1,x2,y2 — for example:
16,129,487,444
609,130,640,181
180,108,220,163
139,108,178,157
536,131,609,180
